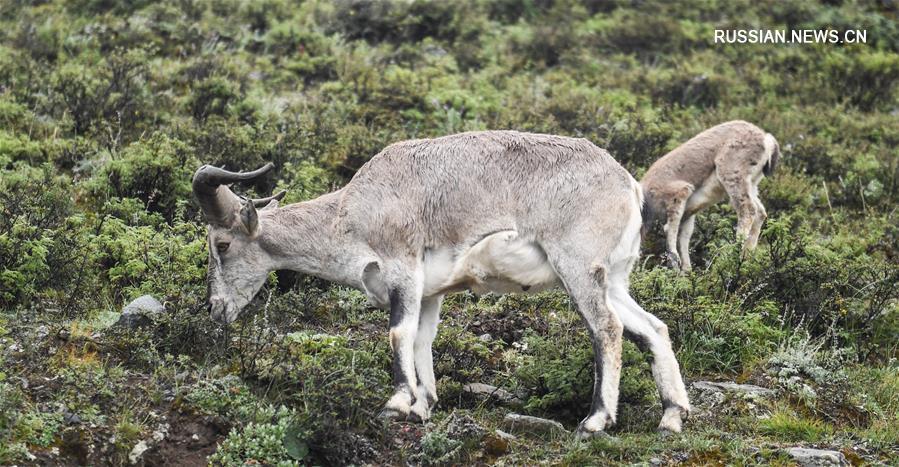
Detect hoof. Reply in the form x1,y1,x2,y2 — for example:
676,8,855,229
407,405,430,423
665,252,682,270
658,423,683,435
575,428,614,441
377,407,407,422
658,404,688,433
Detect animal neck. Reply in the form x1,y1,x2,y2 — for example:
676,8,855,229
260,189,369,290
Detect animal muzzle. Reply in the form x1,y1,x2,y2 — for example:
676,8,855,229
208,296,237,325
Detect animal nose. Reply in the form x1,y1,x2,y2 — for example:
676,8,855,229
209,297,225,316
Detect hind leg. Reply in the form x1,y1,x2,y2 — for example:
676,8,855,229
609,283,690,432
746,188,767,250
544,242,623,438
719,173,762,253
715,142,768,253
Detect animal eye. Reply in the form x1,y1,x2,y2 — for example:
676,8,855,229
216,242,230,253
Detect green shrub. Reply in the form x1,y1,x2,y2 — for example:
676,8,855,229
188,376,285,424
0,164,83,309
187,77,241,122
822,49,899,111
419,430,463,465
0,381,30,464
83,133,196,220
208,408,308,467
46,48,151,139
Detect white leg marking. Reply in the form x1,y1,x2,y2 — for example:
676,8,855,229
610,284,690,432
677,215,695,272
409,295,442,421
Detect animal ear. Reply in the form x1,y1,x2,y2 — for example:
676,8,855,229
240,199,258,234
253,190,287,209
261,199,279,211
361,261,389,308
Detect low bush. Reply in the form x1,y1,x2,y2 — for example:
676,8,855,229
82,133,197,220
209,408,308,466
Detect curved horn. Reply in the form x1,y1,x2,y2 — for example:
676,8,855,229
193,163,275,224
252,190,287,208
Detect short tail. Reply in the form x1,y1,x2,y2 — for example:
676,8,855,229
639,183,656,238
762,133,780,176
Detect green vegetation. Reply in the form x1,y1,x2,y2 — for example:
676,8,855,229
1,0,897,464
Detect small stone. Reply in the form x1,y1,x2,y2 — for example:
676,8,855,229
649,457,664,466
463,383,522,406
129,441,150,464
63,409,82,425
785,447,849,466
151,423,169,442
116,295,165,328
484,430,514,456
478,333,492,342
36,325,49,339
692,381,775,396
502,413,566,436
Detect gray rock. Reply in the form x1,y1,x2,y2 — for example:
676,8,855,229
129,440,150,464
463,383,522,405
502,413,566,436
129,423,170,464
785,447,849,466
444,413,485,443
116,295,164,328
478,333,492,342
693,381,775,396
63,409,82,425
494,429,517,442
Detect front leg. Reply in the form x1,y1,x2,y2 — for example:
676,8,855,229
409,295,442,422
379,271,423,421
677,215,695,272
662,183,693,272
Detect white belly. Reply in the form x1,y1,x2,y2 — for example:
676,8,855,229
422,231,561,297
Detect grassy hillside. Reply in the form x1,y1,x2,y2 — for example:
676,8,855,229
1,0,897,465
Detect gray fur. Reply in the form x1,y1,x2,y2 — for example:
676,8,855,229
196,130,691,435
641,121,780,271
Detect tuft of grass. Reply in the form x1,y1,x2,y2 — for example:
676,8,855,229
112,410,146,457
759,407,834,442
